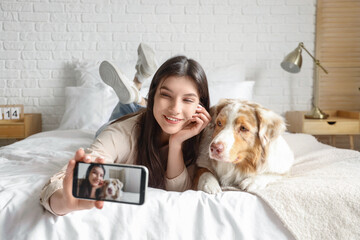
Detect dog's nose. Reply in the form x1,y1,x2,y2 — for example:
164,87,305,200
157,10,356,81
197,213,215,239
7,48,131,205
210,142,224,155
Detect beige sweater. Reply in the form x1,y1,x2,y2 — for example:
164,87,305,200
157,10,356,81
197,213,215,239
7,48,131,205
40,114,193,215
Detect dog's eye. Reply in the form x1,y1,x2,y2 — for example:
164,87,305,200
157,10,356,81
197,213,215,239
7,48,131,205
217,121,222,127
239,126,248,132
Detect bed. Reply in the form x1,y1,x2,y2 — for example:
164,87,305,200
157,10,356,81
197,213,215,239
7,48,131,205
1,129,359,240
1,62,359,239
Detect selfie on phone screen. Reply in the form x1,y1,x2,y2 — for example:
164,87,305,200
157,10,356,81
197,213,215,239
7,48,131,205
73,162,148,205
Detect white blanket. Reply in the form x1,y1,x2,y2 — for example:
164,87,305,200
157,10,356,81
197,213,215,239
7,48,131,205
0,130,292,240
252,133,360,240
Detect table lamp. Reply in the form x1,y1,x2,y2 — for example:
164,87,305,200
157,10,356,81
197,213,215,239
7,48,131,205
281,42,329,119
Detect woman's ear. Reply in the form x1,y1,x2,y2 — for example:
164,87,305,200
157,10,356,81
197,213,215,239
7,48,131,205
255,106,286,148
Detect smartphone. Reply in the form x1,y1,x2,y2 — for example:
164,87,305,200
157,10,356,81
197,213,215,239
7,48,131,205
73,162,148,205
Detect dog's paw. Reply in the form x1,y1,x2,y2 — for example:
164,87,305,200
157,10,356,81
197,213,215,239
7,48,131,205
239,176,267,192
239,175,282,192
197,172,222,194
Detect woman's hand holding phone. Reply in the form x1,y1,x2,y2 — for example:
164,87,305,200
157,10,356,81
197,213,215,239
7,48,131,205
49,148,105,215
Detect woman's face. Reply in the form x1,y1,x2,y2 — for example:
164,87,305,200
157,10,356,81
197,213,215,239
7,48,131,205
153,75,200,139
88,166,104,188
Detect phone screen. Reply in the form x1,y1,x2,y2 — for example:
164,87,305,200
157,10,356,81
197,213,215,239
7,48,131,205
73,162,148,205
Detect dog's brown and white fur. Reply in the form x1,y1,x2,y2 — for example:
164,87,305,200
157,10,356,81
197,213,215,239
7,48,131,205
98,178,124,200
195,99,294,193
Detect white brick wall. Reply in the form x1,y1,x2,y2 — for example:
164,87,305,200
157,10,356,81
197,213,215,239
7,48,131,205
1,0,317,131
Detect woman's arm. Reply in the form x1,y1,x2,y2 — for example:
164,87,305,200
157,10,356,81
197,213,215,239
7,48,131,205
48,149,105,215
41,121,135,215
166,105,211,184
166,138,185,179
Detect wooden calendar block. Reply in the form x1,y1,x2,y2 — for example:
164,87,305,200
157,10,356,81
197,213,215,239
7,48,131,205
0,105,24,121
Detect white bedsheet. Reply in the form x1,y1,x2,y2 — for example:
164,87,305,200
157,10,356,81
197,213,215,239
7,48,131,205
0,129,293,240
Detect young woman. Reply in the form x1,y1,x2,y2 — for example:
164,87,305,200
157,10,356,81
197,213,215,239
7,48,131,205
77,163,105,199
40,55,211,216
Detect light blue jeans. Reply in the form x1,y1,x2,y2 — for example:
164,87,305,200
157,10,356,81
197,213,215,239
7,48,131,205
95,101,144,138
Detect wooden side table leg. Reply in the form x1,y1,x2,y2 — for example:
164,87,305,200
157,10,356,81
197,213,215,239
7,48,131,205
349,135,354,150
330,135,336,147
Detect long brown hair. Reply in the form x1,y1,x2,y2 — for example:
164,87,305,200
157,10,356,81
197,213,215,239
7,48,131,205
78,163,106,198
135,55,210,189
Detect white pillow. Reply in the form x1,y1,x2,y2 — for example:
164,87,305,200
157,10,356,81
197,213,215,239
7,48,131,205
58,59,121,130
73,59,102,87
58,86,118,131
209,81,255,106
206,63,246,83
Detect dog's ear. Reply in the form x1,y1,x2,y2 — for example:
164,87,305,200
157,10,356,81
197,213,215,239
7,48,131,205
255,106,285,148
116,179,123,189
213,98,233,115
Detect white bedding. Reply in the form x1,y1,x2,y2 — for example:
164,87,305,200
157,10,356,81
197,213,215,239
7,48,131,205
0,130,293,240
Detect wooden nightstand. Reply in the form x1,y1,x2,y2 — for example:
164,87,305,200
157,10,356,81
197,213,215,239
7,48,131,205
0,113,42,140
285,110,360,150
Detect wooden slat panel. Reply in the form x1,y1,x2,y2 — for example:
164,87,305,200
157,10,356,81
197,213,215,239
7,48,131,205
321,42,360,48
320,68,360,77
316,0,360,111
320,33,360,38
321,9,360,14
322,19,360,23
322,3,360,7
321,62,359,68
318,101,360,110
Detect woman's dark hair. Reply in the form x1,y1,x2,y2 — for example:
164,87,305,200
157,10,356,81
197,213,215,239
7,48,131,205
136,55,210,189
78,163,106,198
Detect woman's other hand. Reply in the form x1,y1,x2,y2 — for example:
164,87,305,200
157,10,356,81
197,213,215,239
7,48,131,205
170,104,211,145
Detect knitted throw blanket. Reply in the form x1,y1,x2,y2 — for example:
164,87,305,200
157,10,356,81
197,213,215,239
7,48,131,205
251,134,360,240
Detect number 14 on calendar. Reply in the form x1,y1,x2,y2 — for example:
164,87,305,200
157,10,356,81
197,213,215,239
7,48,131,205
0,105,23,120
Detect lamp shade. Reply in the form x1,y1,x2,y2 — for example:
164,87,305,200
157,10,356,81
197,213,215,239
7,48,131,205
280,45,302,73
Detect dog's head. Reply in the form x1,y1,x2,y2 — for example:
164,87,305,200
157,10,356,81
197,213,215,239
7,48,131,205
102,178,123,200
209,99,285,172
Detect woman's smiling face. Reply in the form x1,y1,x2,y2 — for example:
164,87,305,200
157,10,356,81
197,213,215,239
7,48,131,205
88,166,104,188
153,75,200,141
